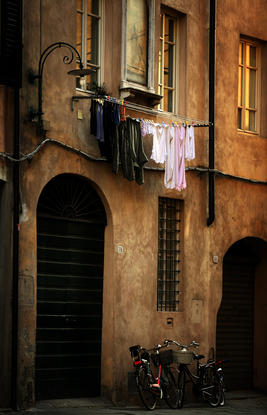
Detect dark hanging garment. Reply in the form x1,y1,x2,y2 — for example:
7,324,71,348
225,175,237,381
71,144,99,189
126,117,148,185
102,101,113,164
118,121,130,179
90,99,97,136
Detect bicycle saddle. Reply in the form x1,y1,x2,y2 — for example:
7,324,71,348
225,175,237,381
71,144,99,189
194,354,205,361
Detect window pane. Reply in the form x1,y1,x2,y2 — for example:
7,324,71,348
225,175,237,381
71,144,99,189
77,12,82,57
249,45,256,68
167,90,173,113
127,0,147,84
239,42,243,65
165,16,174,43
87,15,99,65
164,44,174,87
249,111,256,132
159,39,163,85
246,110,256,132
238,66,243,106
249,68,256,109
87,0,99,15
237,108,242,129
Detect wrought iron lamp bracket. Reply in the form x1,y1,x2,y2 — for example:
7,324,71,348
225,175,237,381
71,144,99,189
28,42,94,134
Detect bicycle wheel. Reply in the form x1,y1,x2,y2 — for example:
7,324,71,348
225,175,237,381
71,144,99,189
163,367,179,409
204,367,221,407
138,366,156,410
219,379,225,406
177,366,186,409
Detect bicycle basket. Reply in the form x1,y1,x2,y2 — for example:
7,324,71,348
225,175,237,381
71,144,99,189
151,349,173,367
173,351,194,365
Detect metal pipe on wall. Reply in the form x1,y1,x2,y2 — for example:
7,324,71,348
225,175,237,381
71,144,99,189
207,0,216,226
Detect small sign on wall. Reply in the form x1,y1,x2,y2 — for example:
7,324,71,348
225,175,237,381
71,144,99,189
19,275,34,307
191,300,203,323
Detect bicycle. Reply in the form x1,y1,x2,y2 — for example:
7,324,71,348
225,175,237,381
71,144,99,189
129,344,179,410
164,340,228,409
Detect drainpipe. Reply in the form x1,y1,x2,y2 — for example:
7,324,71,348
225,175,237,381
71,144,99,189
11,86,20,412
207,0,216,227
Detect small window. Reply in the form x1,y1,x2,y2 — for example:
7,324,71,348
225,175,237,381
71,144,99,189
158,10,177,113
76,0,103,91
157,197,181,312
126,0,148,85
238,39,259,133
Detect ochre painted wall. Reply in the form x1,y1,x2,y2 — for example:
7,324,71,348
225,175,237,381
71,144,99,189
12,0,267,408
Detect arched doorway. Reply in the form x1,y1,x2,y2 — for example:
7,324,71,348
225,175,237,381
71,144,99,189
35,174,107,400
216,237,267,391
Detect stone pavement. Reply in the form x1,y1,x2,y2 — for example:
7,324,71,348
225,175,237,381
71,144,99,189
1,390,267,415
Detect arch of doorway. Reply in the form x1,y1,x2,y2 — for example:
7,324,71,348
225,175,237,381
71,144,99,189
216,237,267,392
35,173,115,401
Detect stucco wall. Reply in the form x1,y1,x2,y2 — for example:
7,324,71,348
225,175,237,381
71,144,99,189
12,0,267,408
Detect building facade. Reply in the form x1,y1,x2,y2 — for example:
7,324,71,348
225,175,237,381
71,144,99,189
0,0,267,409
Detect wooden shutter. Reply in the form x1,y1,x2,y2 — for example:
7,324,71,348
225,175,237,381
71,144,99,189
0,0,22,88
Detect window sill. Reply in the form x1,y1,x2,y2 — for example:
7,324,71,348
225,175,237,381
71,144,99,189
119,85,163,107
237,129,259,137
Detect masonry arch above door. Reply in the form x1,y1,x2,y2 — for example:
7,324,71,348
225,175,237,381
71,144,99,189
35,174,107,400
216,237,267,391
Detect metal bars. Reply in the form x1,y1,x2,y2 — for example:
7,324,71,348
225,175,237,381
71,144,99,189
157,197,180,311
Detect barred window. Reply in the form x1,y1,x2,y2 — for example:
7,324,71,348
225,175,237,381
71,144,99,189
157,197,180,311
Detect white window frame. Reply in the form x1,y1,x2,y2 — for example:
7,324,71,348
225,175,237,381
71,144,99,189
238,38,260,134
121,0,155,93
158,9,179,113
76,0,105,92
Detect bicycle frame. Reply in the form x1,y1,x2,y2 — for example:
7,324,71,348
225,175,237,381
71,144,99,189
129,344,179,410
180,363,213,401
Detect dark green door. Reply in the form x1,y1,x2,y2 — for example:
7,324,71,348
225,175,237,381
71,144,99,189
35,174,106,400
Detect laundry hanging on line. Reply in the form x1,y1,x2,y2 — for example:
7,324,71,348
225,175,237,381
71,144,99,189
141,120,195,191
90,99,148,185
90,97,197,189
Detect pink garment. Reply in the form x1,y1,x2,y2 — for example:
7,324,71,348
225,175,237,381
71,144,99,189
164,125,175,189
175,125,186,191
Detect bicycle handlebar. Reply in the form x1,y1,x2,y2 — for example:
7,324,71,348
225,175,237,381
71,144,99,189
164,339,200,349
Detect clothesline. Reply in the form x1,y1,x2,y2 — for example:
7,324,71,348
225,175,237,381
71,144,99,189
90,96,196,191
71,93,212,127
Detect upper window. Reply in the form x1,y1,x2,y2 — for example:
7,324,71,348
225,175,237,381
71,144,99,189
238,39,259,133
76,0,104,91
158,9,178,113
121,0,155,94
157,197,181,312
126,0,148,85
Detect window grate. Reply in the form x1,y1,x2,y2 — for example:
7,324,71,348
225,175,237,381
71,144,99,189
157,197,180,311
